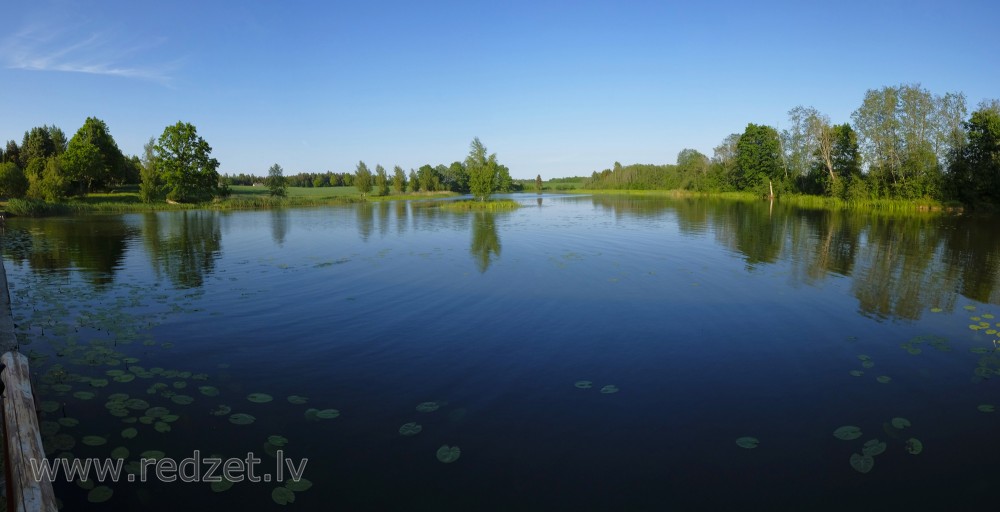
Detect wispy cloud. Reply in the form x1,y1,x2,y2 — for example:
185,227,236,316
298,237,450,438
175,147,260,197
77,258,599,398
0,24,177,84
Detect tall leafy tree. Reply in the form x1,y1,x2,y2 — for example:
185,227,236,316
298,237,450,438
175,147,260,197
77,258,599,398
408,169,419,192
154,122,221,202
947,107,1000,207
0,162,28,198
417,164,437,192
266,163,288,197
374,164,389,196
26,156,68,201
62,117,128,193
20,126,57,168
3,141,19,165
465,137,499,201
139,137,160,203
392,166,407,194
443,161,468,192
535,174,543,193
354,161,372,196
735,124,784,193
47,125,68,155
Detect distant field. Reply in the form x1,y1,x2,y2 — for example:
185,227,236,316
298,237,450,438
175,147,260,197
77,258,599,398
230,185,359,197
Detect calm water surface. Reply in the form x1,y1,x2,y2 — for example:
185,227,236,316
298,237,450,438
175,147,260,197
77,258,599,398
4,195,1000,511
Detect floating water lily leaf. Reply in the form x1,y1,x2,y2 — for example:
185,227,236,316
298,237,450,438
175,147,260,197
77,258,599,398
862,439,887,457
906,438,923,455
977,404,995,413
199,386,220,397
287,395,308,405
172,381,187,389
161,414,180,423
211,479,234,492
930,307,943,313
600,385,619,394
111,446,129,459
857,355,871,361
416,402,440,413
230,413,256,425
849,370,863,377
211,405,232,416
285,478,312,492
40,401,60,413
876,376,892,384
970,347,989,354
984,314,995,319
90,379,109,388
436,445,461,463
170,395,194,405
146,407,169,418
972,316,982,321
247,393,273,403
108,393,129,402
121,428,138,439
268,435,288,447
58,417,79,428
833,426,862,440
574,380,593,389
849,453,874,474
125,399,150,410
141,450,165,460
82,436,107,447
272,486,295,505
87,486,113,503
970,325,982,331
399,423,422,436
891,417,911,429
861,360,875,369
154,422,171,433
73,391,96,400
114,374,135,383
316,409,340,419
965,305,977,311
735,437,759,449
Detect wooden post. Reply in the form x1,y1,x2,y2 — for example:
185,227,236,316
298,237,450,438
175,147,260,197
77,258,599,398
2,352,58,512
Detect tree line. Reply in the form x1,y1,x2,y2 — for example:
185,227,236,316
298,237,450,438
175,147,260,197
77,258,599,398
584,84,1000,208
0,118,223,203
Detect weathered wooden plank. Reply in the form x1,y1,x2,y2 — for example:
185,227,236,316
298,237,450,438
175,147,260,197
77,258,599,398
2,351,58,512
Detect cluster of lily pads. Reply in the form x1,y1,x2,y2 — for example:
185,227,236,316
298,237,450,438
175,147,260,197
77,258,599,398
833,418,922,474
849,355,891,384
404,401,462,463
574,380,619,394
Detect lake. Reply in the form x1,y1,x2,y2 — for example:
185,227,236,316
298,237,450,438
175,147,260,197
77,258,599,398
3,194,1000,511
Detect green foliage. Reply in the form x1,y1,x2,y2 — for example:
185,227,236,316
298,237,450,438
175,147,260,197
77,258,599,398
139,137,161,203
5,198,71,217
535,174,543,193
266,163,288,197
19,126,57,167
418,164,438,192
392,166,407,194
26,156,69,202
408,169,419,192
62,117,128,193
373,164,389,196
465,137,499,201
947,107,1000,208
442,161,468,192
155,122,221,203
354,161,372,196
0,162,28,198
440,199,519,211
735,123,784,194
4,140,21,165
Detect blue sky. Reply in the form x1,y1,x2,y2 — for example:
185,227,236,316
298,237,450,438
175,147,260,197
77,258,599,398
1,0,997,179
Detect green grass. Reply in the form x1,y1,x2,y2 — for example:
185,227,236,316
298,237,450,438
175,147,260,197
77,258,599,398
438,199,520,211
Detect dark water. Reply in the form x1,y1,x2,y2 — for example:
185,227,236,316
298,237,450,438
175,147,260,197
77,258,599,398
4,195,1000,511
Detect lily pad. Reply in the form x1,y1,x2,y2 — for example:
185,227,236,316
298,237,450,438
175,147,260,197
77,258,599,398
930,307,943,313
210,404,232,416
285,478,312,492
268,435,288,447
229,413,256,425
73,391,96,400
977,404,995,413
316,409,340,419
170,395,194,405
287,395,308,405
111,446,129,459
436,445,461,463
861,360,875,369
58,417,80,428
40,401,60,413
890,417,911,429
141,450,165,460
857,354,871,361
574,380,593,389
199,386,220,397
90,379,109,388
848,370,863,377
82,435,107,447
87,486,113,503
416,402,440,413
862,439,887,457
146,407,170,418
735,437,759,449
272,486,295,505
833,426,862,440
849,453,874,474
154,421,171,433
906,437,923,455
121,428,138,439
876,376,892,384
399,422,422,436
247,393,273,403
600,385,619,394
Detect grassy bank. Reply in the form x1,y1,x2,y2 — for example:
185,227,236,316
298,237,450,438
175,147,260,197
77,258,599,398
1,186,460,217
438,199,520,211
567,188,955,212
